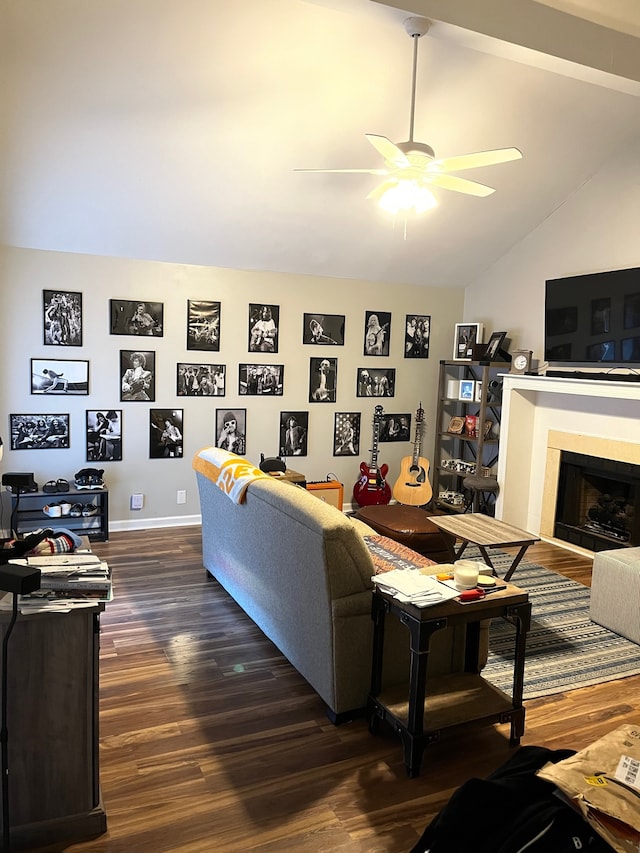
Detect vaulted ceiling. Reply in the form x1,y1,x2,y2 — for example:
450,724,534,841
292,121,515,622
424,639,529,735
2,0,639,288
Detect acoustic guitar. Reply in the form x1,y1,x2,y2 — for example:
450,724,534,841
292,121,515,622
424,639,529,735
392,403,433,506
353,405,391,507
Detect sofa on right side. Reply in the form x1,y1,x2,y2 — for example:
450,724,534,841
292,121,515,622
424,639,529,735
194,447,487,722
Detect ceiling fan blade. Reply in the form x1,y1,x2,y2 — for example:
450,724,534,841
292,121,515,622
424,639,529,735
294,168,389,174
365,134,411,168
426,173,495,197
430,147,522,173
365,179,398,201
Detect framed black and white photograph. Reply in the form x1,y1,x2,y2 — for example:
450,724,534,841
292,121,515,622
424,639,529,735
215,408,246,455
279,411,308,457
404,315,430,358
453,323,483,360
31,358,89,395
187,300,221,351
120,350,155,402
10,413,70,450
591,299,611,335
86,410,122,462
110,299,163,337
356,367,395,398
303,313,345,346
43,290,83,347
458,379,475,401
333,412,360,456
177,363,225,396
363,310,391,356
482,330,508,362
380,413,411,442
150,409,183,459
309,357,337,402
249,303,279,353
239,364,284,396
624,293,640,329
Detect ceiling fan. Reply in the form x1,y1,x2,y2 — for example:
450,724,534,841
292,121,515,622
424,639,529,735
296,17,522,215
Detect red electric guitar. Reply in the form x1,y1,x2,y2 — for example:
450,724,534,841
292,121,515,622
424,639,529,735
353,405,391,507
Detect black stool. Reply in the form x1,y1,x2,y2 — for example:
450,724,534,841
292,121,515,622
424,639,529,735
462,475,499,514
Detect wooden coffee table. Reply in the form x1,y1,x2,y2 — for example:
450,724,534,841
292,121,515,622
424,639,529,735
429,513,540,582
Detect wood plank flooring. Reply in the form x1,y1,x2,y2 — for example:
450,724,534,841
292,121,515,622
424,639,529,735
28,528,637,853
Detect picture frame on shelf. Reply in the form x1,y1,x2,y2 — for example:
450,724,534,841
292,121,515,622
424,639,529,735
474,381,483,402
453,323,483,360
458,379,474,401
481,330,509,363
447,416,465,434
31,358,89,395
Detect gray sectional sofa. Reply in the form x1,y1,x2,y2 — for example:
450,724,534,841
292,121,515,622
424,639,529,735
193,449,477,721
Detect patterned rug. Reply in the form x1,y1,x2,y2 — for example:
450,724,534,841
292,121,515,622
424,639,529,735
476,550,640,699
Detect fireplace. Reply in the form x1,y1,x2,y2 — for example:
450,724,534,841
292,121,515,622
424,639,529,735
554,451,640,551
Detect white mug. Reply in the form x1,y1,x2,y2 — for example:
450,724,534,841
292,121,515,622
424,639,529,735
454,559,480,590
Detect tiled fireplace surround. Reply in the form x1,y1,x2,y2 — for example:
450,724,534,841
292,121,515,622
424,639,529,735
495,374,640,552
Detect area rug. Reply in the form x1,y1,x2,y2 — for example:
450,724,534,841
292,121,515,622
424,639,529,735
474,550,640,699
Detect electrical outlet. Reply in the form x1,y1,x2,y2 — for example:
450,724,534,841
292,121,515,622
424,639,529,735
177,489,187,505
130,493,144,510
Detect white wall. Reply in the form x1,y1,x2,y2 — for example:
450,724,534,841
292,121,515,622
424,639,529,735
0,247,464,531
463,135,640,359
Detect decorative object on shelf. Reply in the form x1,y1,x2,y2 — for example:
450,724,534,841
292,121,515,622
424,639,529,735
474,381,483,402
480,331,511,364
510,349,533,374
353,405,391,507
465,415,477,436
458,379,474,400
483,419,494,438
453,323,483,360
392,403,432,506
447,416,465,434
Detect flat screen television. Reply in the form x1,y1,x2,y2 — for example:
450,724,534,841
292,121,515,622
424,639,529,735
544,267,640,365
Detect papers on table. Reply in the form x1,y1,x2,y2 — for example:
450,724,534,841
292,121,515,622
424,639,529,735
371,570,460,607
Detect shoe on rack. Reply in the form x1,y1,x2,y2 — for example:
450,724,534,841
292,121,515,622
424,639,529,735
69,503,84,517
57,501,72,516
75,468,105,490
43,504,63,518
43,480,58,494
81,503,98,517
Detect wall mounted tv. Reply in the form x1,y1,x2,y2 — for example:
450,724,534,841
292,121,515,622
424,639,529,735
545,267,640,365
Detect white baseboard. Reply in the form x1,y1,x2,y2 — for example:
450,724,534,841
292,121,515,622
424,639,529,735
109,513,202,533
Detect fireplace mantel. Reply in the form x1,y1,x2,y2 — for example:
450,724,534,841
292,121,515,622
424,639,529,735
495,373,640,549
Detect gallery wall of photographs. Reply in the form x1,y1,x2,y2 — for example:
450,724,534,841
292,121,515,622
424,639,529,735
11,291,432,461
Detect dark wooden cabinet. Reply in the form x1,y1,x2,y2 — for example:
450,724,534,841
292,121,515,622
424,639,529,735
0,603,106,848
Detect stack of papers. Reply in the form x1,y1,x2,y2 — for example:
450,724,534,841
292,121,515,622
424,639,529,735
372,570,460,607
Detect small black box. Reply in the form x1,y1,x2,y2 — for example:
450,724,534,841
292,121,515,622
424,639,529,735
2,472,36,492
0,564,41,595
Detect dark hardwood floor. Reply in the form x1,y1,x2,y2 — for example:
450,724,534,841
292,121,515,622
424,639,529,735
31,527,637,853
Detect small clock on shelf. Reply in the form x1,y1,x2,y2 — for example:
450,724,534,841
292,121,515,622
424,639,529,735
510,349,533,374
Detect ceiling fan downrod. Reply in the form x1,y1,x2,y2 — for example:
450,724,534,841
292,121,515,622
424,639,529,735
403,17,431,144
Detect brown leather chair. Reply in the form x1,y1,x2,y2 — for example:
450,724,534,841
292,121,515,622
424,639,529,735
353,503,451,562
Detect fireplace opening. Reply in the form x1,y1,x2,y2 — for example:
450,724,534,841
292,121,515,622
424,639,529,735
554,451,640,551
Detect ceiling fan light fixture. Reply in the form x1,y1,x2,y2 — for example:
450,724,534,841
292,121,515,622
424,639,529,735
377,179,437,216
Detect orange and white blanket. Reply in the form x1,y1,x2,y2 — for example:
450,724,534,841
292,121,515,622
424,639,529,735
192,447,270,504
